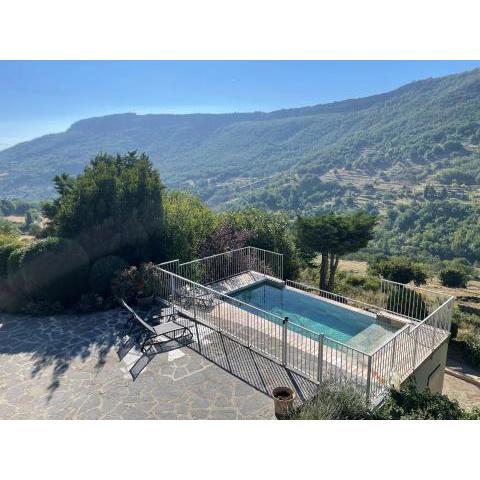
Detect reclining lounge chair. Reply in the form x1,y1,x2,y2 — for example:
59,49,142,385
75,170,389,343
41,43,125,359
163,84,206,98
120,299,193,353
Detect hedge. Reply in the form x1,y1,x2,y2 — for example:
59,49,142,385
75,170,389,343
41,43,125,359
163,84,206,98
0,238,25,278
18,237,89,304
89,255,127,295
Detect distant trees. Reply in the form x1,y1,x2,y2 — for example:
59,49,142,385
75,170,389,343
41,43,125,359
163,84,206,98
372,200,480,263
296,212,377,290
368,256,428,285
423,184,436,201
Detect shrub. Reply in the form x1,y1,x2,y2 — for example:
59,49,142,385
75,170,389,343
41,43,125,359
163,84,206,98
111,265,139,302
89,255,127,295
450,320,459,340
19,237,89,304
462,333,480,368
345,274,365,287
363,276,381,291
440,268,468,288
137,262,155,298
7,246,27,292
287,381,371,420
111,262,155,302
453,310,480,329
368,256,427,285
378,379,476,419
0,235,26,278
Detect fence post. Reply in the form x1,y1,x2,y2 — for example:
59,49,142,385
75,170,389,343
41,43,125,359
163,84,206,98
191,283,203,353
389,335,397,385
365,355,372,406
412,327,419,371
192,284,197,320
170,274,175,304
317,335,324,383
431,312,437,351
282,317,288,366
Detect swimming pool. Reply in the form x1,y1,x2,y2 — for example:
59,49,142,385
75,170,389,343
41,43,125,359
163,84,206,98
231,283,398,352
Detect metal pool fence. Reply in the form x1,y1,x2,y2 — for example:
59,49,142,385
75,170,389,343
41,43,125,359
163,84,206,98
173,246,284,285
154,249,454,405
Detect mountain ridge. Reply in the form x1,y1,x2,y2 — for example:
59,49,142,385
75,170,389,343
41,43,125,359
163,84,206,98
1,67,480,203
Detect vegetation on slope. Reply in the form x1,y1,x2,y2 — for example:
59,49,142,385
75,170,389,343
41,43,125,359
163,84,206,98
1,68,480,204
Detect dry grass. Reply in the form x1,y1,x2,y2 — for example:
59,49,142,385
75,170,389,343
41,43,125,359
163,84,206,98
4,215,24,224
338,259,480,305
424,277,480,299
337,259,368,275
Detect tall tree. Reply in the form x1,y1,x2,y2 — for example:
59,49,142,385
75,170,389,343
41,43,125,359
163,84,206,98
296,212,377,290
43,151,165,263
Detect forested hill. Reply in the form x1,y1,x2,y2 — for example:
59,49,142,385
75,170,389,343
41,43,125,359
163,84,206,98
1,67,480,203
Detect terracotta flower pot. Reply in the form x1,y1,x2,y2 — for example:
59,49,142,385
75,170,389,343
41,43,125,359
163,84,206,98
272,386,295,418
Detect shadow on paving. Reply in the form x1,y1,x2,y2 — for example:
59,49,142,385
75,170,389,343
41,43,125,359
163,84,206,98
0,308,317,407
177,317,318,405
0,310,128,400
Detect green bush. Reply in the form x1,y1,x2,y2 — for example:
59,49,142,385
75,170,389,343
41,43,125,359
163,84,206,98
0,238,25,278
450,321,459,340
111,262,155,301
287,381,371,420
345,274,365,287
454,310,480,329
363,276,381,291
111,265,139,302
286,377,480,421
462,333,480,368
7,246,27,292
19,237,89,304
378,379,478,419
368,256,428,285
89,255,127,295
440,268,468,288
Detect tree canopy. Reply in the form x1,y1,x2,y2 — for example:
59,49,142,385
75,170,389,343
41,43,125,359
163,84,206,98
296,211,377,290
43,151,165,263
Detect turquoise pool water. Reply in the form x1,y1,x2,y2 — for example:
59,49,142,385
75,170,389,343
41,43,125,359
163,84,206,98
231,283,398,352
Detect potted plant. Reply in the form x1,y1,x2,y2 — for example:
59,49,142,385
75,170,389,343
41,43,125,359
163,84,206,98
135,262,155,306
111,265,139,303
272,386,296,419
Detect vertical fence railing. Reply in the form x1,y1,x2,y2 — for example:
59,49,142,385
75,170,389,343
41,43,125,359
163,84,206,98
379,279,445,321
153,250,454,406
368,295,454,403
154,266,285,361
176,246,283,286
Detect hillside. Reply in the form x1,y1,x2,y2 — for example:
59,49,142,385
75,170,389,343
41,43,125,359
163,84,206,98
1,68,480,204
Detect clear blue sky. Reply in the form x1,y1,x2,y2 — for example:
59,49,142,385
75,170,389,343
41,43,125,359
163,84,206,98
1,60,480,149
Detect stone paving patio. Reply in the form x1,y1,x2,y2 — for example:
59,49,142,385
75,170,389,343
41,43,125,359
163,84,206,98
0,309,316,419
